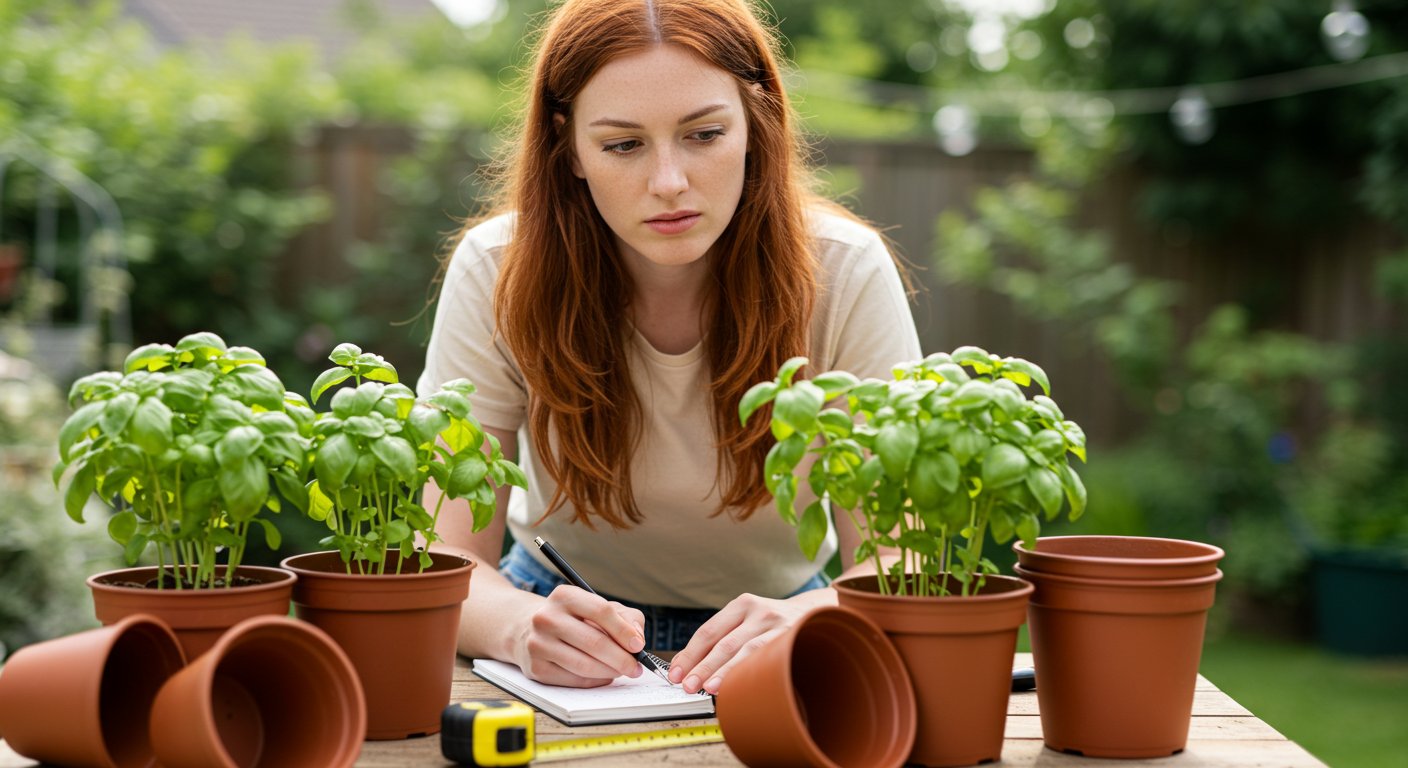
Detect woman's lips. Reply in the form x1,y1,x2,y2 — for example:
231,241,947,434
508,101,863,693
646,213,701,235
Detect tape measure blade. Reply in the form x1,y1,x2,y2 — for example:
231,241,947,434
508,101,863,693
534,725,725,763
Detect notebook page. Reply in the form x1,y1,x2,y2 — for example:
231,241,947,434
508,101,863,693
472,658,714,721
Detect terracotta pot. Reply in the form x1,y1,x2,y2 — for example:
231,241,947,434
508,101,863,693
716,605,916,768
88,565,296,660
0,614,185,768
834,573,1032,768
149,615,365,768
1014,562,1223,758
281,550,474,740
1014,535,1224,580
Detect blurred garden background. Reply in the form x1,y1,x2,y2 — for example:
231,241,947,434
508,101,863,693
1,0,1405,764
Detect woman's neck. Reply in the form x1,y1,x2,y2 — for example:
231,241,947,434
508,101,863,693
623,250,709,356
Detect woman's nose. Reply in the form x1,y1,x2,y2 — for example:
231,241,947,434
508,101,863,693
648,150,688,198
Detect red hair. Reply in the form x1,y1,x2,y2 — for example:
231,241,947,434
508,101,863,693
472,0,820,528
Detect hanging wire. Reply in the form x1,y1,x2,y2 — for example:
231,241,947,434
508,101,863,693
790,50,1408,118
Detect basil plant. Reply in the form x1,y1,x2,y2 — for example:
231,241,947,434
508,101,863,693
741,347,1087,597
55,332,310,589
305,343,526,574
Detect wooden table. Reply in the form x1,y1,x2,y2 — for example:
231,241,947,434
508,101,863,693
0,653,1326,767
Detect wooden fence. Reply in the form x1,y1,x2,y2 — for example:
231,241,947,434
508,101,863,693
281,126,1404,443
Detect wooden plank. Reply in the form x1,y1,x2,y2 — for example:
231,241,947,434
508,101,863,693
996,738,1330,767
1004,715,1288,742
1007,689,1252,717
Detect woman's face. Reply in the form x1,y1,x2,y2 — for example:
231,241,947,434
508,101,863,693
568,44,749,273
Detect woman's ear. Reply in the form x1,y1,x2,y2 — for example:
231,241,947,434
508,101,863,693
553,113,585,179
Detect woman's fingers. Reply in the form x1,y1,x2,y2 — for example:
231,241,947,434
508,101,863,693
670,593,798,694
518,586,646,684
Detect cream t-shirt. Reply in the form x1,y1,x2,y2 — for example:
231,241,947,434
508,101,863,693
418,207,922,608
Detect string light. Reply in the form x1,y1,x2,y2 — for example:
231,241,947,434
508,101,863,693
790,3,1398,154
1322,0,1371,63
1169,88,1214,145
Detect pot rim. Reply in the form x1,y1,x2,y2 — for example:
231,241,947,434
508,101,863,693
86,564,296,593
1013,563,1223,589
280,550,473,580
832,572,1034,601
1014,535,1225,567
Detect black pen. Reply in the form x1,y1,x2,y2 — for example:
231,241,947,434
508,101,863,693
533,536,673,684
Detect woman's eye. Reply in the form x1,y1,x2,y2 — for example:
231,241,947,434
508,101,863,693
693,129,724,143
602,140,640,154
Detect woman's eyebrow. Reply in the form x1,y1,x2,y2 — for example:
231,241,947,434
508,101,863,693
587,103,731,129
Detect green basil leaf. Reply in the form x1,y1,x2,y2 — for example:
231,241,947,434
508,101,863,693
876,422,919,480
498,459,528,489
1061,464,1088,521
64,464,96,522
447,453,489,498
314,432,358,490
107,509,138,545
67,371,122,407
219,457,269,522
307,480,334,522
797,500,828,561
384,519,412,544
981,444,1029,489
311,367,354,404
216,425,264,465
273,468,309,513
951,346,994,373
810,371,860,399
817,409,854,437
950,380,994,410
739,381,779,425
329,343,362,366
216,365,285,412
257,519,283,550
1001,358,1050,396
1015,512,1040,550
175,331,228,360
183,478,219,515
100,391,139,437
1026,466,1064,520
429,391,471,420
124,343,175,373
59,401,104,461
951,427,990,465
371,435,417,481
777,356,808,387
126,397,174,456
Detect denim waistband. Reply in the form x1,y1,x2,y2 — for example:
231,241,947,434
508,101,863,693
498,541,828,651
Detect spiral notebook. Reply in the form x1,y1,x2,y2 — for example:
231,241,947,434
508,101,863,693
471,658,716,725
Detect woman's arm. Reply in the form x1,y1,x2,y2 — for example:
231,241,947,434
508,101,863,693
428,426,649,687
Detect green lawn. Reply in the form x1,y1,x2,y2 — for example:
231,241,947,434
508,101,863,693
1198,631,1408,768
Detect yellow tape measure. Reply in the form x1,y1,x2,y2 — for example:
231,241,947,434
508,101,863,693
441,700,724,766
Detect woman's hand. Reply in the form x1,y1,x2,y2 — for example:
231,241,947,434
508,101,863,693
667,589,836,694
510,585,651,688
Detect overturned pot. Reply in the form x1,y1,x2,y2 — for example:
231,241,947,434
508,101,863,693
0,613,186,768
716,605,916,768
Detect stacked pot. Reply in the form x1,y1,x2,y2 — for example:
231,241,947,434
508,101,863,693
1013,535,1224,758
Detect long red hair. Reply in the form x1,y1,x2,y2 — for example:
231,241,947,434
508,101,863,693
473,0,820,528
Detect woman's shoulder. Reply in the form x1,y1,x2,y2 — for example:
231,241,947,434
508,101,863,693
451,212,517,265
805,201,889,267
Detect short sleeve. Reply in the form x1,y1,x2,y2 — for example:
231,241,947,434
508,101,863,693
416,215,526,432
812,215,923,380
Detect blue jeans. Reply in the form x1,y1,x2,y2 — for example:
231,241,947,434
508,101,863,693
498,541,829,651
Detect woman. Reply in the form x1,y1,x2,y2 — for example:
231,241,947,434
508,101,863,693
419,0,920,694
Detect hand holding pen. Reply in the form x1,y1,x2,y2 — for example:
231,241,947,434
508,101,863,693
534,536,674,684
